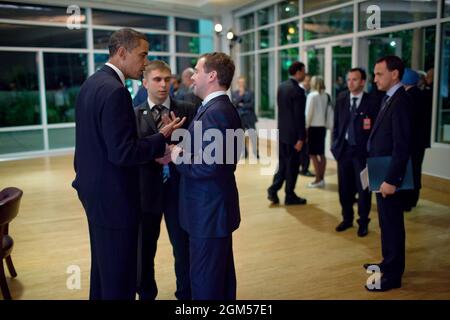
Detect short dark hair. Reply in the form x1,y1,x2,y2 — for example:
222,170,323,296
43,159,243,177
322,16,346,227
375,55,405,80
108,28,148,58
200,52,235,90
288,61,305,76
349,67,367,80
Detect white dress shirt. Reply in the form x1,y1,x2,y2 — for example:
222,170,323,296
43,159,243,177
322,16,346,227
105,62,125,86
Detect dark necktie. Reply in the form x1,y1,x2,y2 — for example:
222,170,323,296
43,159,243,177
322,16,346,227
346,97,358,146
152,104,169,131
367,94,390,152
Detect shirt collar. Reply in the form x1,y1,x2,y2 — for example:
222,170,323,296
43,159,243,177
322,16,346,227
147,96,170,110
202,91,226,107
350,91,363,100
105,62,125,86
386,82,403,98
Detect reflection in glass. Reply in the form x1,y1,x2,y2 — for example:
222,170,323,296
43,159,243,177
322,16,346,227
48,127,75,149
44,53,88,124
332,46,352,100
436,22,450,143
240,33,255,52
279,21,299,46
278,0,299,20
239,55,255,92
279,48,299,82
303,0,346,14
0,2,86,23
359,0,437,31
0,51,40,127
0,130,44,154
176,18,199,33
306,47,325,78
92,9,167,29
239,13,255,31
0,23,86,48
259,52,276,119
176,36,200,54
257,6,275,26
303,6,353,41
259,28,275,49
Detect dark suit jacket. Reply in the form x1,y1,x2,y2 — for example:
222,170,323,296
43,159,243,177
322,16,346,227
331,91,379,160
72,65,166,229
368,86,413,187
134,98,197,214
231,89,257,129
176,95,242,238
406,86,431,150
277,78,306,145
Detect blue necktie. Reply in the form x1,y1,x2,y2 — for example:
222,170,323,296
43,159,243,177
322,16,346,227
346,97,358,146
162,164,170,183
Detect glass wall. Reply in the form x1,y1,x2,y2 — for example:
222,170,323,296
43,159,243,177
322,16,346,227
0,2,213,157
436,22,450,144
259,52,276,119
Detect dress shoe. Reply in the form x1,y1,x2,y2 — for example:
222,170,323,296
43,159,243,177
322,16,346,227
267,192,279,204
363,263,384,273
285,196,307,205
335,221,353,232
357,224,369,237
365,276,401,292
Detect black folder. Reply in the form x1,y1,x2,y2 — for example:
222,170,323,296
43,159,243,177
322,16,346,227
367,156,414,192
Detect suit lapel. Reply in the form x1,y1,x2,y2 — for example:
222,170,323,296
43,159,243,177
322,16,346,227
369,88,401,141
139,102,157,133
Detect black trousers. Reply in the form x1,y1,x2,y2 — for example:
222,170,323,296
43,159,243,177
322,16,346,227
268,142,300,198
87,221,138,300
137,178,191,300
299,141,310,173
404,148,425,208
189,236,236,300
376,192,406,280
337,145,371,225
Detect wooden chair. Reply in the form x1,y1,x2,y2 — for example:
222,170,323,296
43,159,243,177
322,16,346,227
0,187,23,300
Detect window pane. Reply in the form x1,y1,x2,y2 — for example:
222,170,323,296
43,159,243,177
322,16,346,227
306,47,325,78
304,6,353,41
239,13,255,31
176,36,200,54
0,51,40,127
176,57,197,74
92,9,167,29
93,30,169,52
359,0,437,31
240,33,255,52
0,23,86,48
259,27,275,49
48,127,75,149
149,55,170,64
332,45,352,100
259,52,276,119
278,0,299,20
94,53,109,71
436,22,450,143
0,2,86,23
445,0,450,17
176,18,199,33
257,6,275,26
199,20,213,37
303,0,347,13
239,55,255,92
279,21,299,46
44,53,88,124
279,48,299,82
0,130,44,154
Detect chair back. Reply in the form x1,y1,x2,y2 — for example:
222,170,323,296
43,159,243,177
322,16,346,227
0,187,23,228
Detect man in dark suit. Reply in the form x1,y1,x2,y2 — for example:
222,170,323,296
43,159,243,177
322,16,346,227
267,61,307,205
171,52,242,300
134,60,196,300
331,68,379,237
402,68,431,211
72,28,184,300
365,55,413,292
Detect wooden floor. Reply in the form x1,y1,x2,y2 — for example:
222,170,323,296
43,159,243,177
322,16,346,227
1,153,450,300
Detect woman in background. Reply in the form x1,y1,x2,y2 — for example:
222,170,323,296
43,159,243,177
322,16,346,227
305,76,329,188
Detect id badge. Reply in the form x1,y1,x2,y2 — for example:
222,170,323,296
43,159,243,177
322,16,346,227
363,117,371,130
